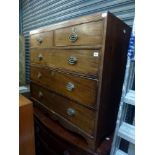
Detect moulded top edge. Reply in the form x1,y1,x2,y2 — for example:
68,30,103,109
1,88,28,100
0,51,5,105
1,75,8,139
30,11,108,35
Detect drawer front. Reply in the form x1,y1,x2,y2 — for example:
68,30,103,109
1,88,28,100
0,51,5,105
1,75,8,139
30,49,100,76
54,21,103,46
30,31,53,48
31,83,95,135
31,66,97,107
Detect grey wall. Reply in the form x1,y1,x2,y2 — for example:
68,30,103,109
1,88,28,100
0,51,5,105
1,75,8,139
20,0,135,83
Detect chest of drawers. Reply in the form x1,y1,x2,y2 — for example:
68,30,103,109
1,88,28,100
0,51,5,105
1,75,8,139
30,12,131,151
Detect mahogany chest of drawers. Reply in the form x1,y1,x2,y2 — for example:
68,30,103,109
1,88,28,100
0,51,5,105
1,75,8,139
30,12,131,151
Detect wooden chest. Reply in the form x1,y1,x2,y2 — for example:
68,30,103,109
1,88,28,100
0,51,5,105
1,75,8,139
30,12,131,151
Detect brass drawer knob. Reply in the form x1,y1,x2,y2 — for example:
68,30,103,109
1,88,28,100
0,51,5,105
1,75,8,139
38,91,43,98
38,53,43,61
37,72,42,79
36,37,43,44
68,56,77,65
66,82,75,91
67,108,76,116
68,32,78,43
68,27,78,43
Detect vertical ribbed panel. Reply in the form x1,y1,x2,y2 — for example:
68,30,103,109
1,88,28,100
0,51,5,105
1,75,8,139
19,0,22,33
21,0,135,83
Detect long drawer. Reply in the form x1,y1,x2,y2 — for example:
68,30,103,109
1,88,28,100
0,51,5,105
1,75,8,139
30,66,97,107
54,21,103,46
31,83,95,135
30,49,100,77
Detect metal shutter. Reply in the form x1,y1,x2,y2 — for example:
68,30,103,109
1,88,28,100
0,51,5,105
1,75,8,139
20,0,135,83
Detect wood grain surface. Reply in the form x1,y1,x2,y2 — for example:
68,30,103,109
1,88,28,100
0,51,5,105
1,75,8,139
30,12,131,151
19,94,35,155
31,66,98,107
34,107,113,155
30,48,100,77
55,21,103,46
30,31,53,48
31,83,95,135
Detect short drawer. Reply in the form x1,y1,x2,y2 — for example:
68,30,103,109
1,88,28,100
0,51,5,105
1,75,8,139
30,31,53,48
54,21,103,46
31,66,97,107
31,83,95,135
30,49,100,77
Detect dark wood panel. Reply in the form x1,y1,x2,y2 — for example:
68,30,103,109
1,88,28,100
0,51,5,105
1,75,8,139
34,107,113,155
31,83,96,135
55,21,104,46
31,48,100,77
35,120,88,155
31,66,98,107
30,31,53,48
94,12,131,144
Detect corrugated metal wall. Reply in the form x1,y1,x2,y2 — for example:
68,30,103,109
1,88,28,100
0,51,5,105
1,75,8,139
21,0,135,83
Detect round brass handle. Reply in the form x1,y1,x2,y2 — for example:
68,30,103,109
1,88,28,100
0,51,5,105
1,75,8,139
67,108,76,116
66,82,75,91
38,91,43,98
38,53,43,61
37,72,42,79
36,37,43,44
68,32,78,43
68,56,77,65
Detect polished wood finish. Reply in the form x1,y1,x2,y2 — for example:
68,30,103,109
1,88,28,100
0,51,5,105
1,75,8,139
19,94,35,155
31,66,97,107
95,13,131,146
30,12,131,151
55,21,104,46
30,31,53,48
30,12,106,35
34,107,113,155
31,83,95,135
31,48,100,77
